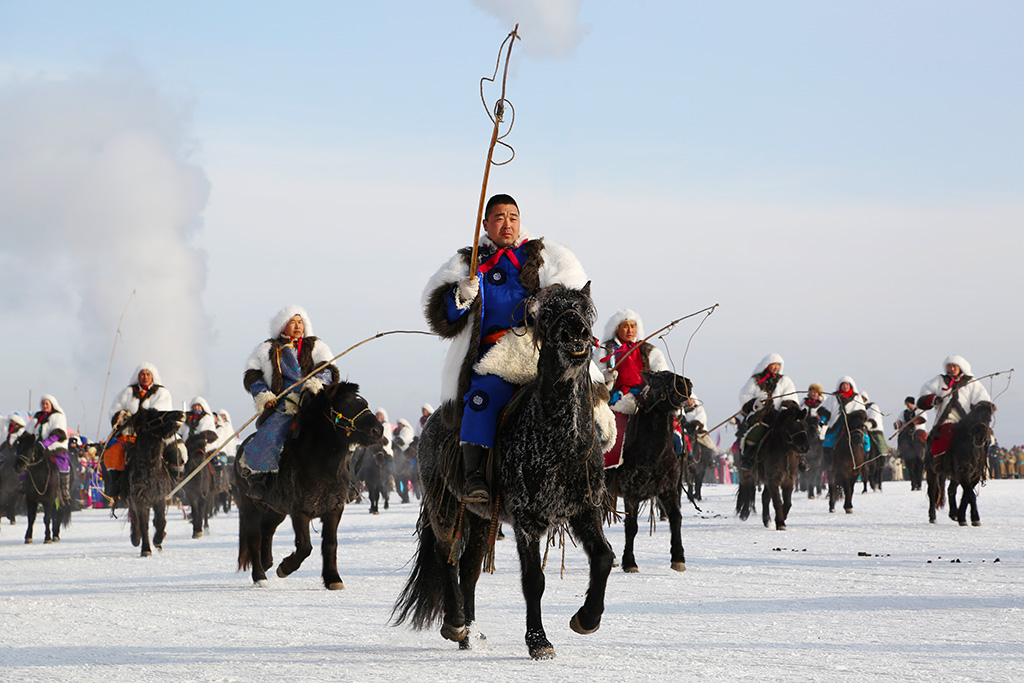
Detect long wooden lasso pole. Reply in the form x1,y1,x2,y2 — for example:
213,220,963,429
95,290,135,442
165,329,436,500
607,304,719,373
468,24,521,276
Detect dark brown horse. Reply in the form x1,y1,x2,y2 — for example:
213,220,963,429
14,433,71,543
393,284,613,660
608,371,693,572
123,409,186,556
235,381,382,588
736,402,810,530
938,401,995,526
827,410,868,514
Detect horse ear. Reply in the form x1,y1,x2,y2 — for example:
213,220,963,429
580,281,592,297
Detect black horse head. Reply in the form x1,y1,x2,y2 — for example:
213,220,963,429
776,402,811,454
532,282,596,368
639,371,693,413
316,381,384,447
967,401,996,448
130,409,186,440
13,432,44,471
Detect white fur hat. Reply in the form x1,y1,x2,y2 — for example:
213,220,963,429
131,362,163,386
943,354,973,376
40,394,64,414
603,309,646,344
270,305,313,338
752,353,785,376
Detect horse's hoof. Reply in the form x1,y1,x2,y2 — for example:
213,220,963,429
529,645,556,660
929,518,936,524
958,521,967,527
569,611,600,635
141,550,151,557
671,562,686,572
24,538,32,544
276,565,289,579
845,508,853,514
44,538,53,544
623,566,639,574
192,531,203,539
440,622,468,642
254,579,268,588
327,581,345,590
611,557,619,568
777,525,787,531
972,520,981,527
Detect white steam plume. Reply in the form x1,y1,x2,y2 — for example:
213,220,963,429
0,62,211,426
473,0,589,58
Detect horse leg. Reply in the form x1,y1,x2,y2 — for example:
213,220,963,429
318,509,345,590
568,508,614,635
137,505,153,557
24,500,36,543
456,514,490,648
657,492,686,571
260,511,286,573
844,473,855,513
621,499,640,573
192,494,205,539
779,481,794,530
516,530,554,660
153,502,167,550
827,476,837,514
948,481,961,523
761,485,771,528
967,485,981,526
43,502,54,543
278,513,314,579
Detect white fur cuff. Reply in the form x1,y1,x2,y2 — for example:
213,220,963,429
610,392,638,415
283,392,300,415
254,391,275,414
305,377,325,395
594,401,617,454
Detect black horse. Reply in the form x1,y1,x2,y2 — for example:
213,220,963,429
353,439,392,514
0,441,24,524
235,381,382,588
736,403,810,530
941,401,995,526
124,409,186,556
897,419,927,492
682,420,714,504
798,415,826,499
827,410,868,514
393,436,418,504
607,371,693,572
14,433,71,543
181,434,214,538
393,283,614,660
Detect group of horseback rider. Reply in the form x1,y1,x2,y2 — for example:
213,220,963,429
99,363,237,503
731,351,993,476
25,197,991,514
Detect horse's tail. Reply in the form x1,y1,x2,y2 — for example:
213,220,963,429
237,502,255,572
736,477,756,521
391,516,447,629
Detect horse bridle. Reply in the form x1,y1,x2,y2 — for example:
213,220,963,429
327,405,372,436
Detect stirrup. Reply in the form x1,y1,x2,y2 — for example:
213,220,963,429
464,477,490,504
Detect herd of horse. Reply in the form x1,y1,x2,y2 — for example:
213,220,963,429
0,284,998,660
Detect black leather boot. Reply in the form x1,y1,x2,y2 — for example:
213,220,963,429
59,472,71,505
248,472,268,501
461,443,490,504
105,469,122,502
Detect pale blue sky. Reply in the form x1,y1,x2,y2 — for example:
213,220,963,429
2,1,1021,446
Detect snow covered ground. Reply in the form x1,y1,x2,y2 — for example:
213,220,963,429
1,480,1021,682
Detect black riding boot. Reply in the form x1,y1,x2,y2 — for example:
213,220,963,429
59,472,71,505
104,469,122,502
248,472,269,501
461,443,490,504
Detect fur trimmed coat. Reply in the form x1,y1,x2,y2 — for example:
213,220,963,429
29,394,69,455
820,376,868,431
917,354,991,426
109,363,173,424
243,336,340,424
738,353,798,417
422,231,589,427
